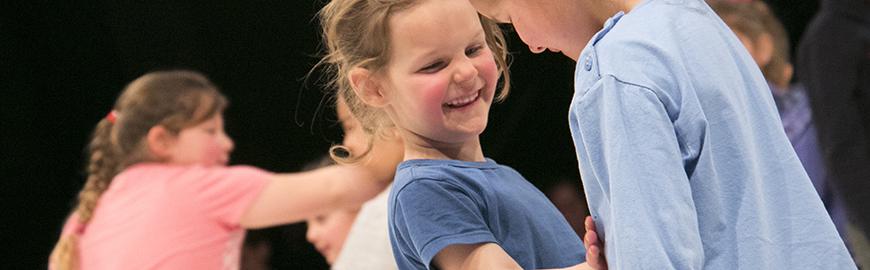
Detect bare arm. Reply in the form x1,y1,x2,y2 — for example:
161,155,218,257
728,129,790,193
434,243,597,270
542,263,595,270
239,165,389,228
433,243,522,270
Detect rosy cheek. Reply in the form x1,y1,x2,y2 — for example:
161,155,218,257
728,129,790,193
414,76,450,112
205,140,226,163
476,53,500,91
481,60,499,88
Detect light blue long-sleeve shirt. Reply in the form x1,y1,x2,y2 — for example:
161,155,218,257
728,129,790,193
569,1,855,269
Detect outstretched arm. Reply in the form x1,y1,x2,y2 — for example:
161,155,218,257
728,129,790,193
240,164,389,228
433,243,603,270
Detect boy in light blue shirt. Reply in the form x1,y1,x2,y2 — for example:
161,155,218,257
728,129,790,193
472,0,856,268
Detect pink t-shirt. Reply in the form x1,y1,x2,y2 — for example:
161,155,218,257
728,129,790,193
58,163,271,270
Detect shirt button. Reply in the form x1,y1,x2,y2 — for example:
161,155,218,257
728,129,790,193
584,55,593,71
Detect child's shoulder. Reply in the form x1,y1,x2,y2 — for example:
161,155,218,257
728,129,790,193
586,1,733,91
595,0,723,56
394,159,469,185
122,163,264,176
397,158,500,175
392,159,499,196
117,163,270,187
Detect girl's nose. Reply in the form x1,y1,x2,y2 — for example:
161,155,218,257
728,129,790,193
221,132,235,153
305,229,316,243
306,226,319,242
453,58,479,87
529,46,546,54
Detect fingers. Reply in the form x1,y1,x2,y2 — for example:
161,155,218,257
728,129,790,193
582,215,607,270
584,232,607,270
584,216,595,233
583,216,598,247
584,230,598,246
587,245,607,270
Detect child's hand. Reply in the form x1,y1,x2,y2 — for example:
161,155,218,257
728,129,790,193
584,216,607,270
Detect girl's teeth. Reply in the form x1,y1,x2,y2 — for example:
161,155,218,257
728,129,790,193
446,92,478,107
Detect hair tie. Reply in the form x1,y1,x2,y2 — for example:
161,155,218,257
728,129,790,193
106,110,119,124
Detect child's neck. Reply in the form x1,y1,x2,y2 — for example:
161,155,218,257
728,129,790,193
402,134,485,162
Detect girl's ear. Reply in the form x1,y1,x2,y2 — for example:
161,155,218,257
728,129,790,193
146,125,176,160
349,67,389,108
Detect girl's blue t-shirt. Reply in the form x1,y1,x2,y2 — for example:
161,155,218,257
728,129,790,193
387,158,585,270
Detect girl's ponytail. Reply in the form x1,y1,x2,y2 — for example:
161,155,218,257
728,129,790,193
50,116,121,270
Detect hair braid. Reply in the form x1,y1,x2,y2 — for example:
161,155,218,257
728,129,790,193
50,118,120,270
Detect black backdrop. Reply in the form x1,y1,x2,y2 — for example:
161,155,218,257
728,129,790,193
1,0,816,268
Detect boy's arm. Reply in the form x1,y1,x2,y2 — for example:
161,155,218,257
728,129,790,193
572,77,703,268
433,243,522,270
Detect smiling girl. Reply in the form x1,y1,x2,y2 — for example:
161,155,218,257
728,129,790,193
316,0,594,269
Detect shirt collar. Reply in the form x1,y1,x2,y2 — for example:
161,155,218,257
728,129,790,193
592,11,625,46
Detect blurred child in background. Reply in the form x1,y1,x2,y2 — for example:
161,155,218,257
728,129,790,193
50,70,388,270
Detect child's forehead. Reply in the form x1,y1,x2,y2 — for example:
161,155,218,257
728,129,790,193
387,0,484,49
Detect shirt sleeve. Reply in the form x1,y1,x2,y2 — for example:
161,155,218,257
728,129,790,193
572,76,704,269
168,165,272,228
391,178,497,269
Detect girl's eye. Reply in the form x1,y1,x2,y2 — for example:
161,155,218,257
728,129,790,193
466,45,483,56
205,128,218,135
419,61,446,73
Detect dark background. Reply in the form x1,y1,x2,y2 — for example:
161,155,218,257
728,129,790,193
1,0,817,268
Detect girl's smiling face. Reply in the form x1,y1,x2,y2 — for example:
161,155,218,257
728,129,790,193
376,0,500,148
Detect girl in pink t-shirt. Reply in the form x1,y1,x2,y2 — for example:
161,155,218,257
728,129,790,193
49,70,388,270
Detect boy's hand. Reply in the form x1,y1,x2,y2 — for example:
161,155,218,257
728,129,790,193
584,216,607,270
